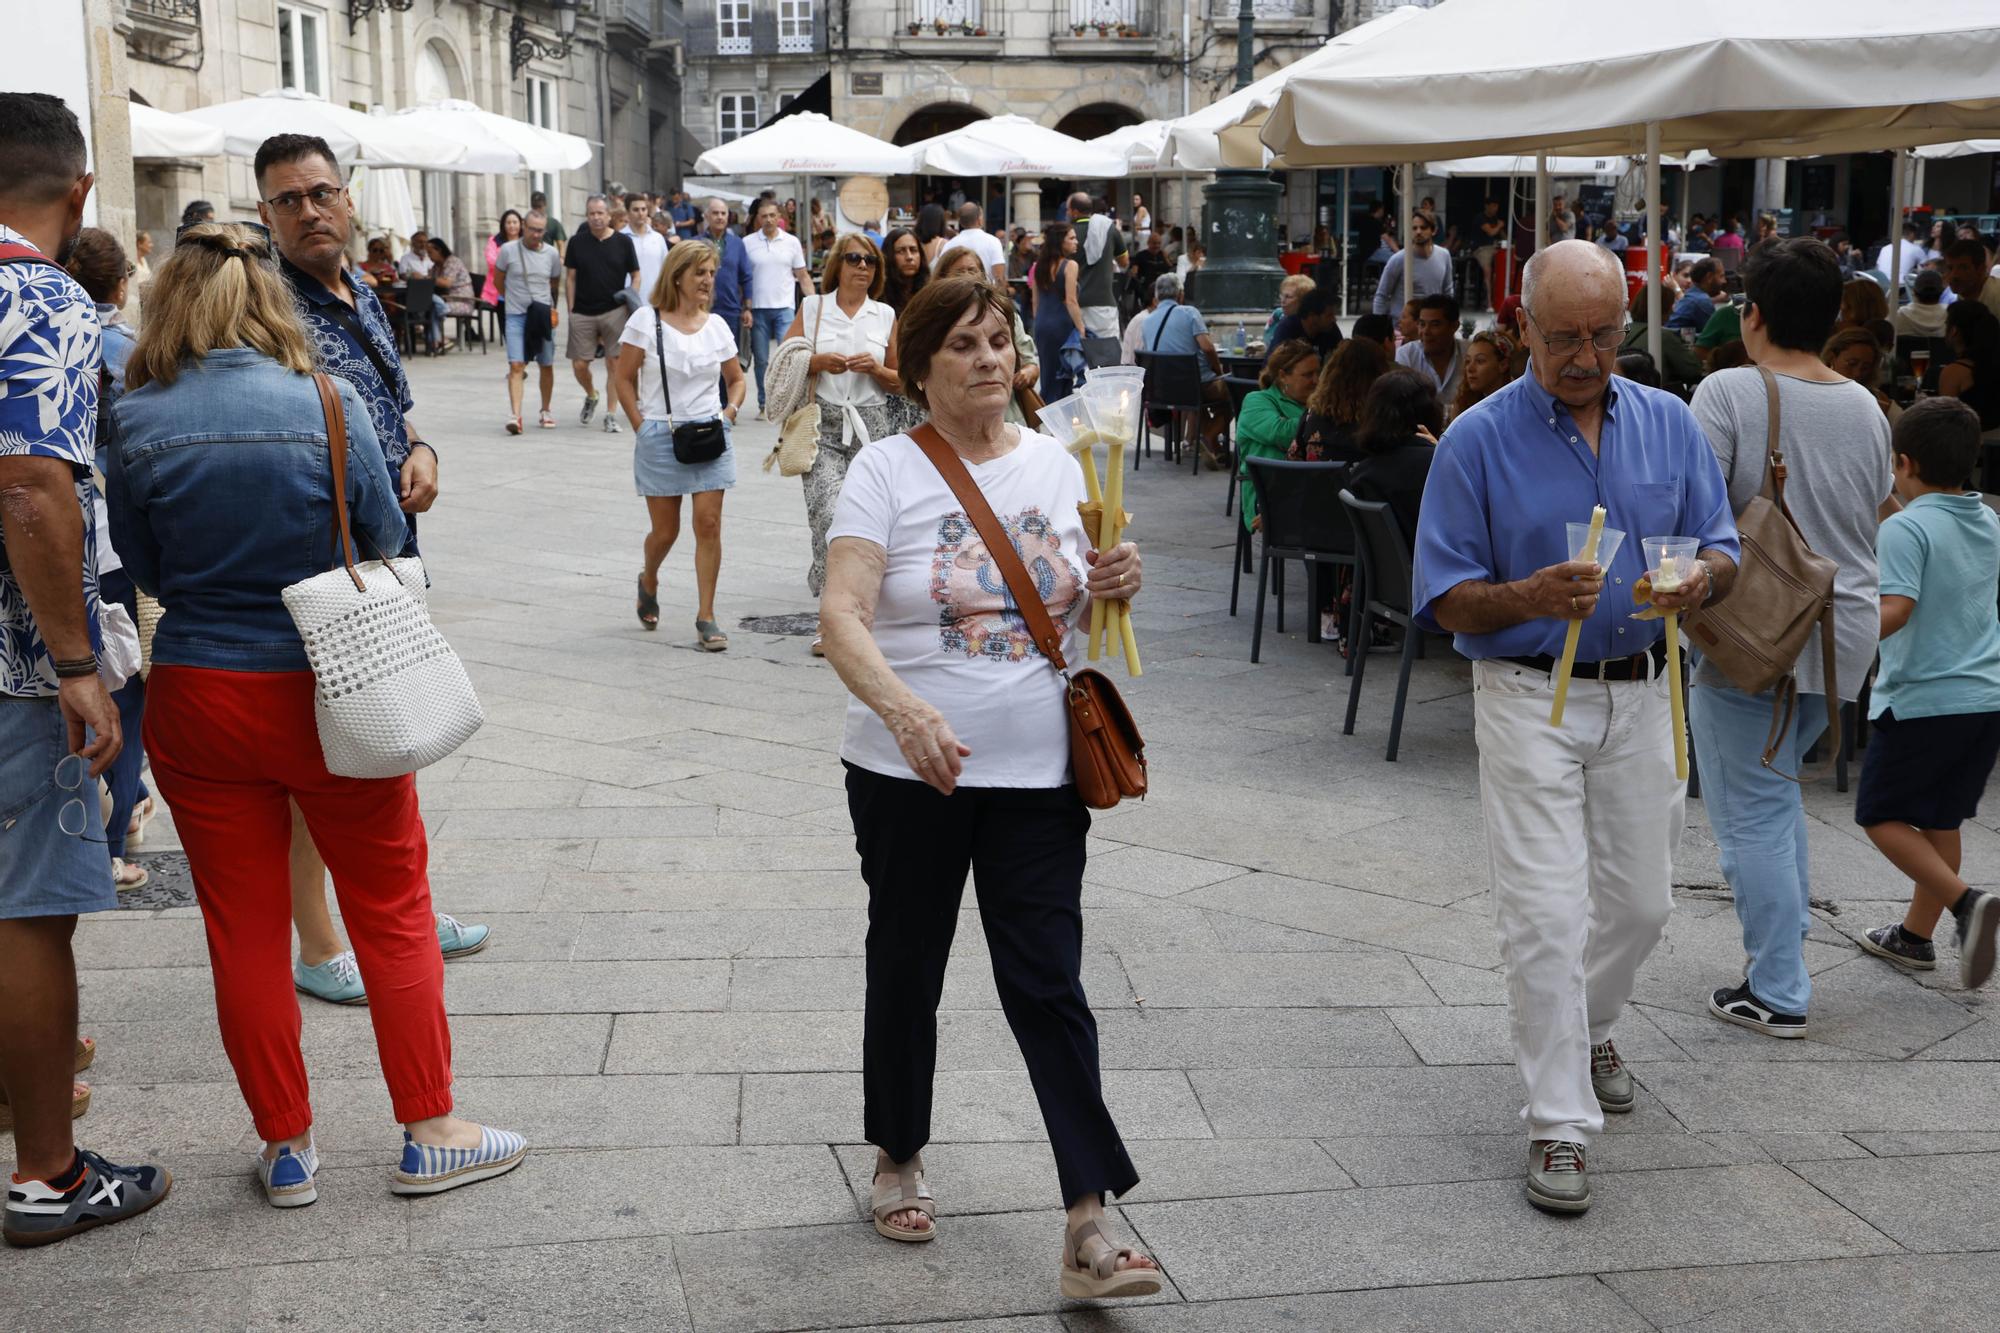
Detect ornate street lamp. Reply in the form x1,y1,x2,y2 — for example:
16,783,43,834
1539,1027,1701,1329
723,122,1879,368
511,0,580,77
348,0,415,34
1193,0,1285,318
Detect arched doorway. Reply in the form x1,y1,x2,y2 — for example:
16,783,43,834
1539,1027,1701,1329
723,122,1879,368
414,41,470,253
894,104,991,219
1053,103,1141,144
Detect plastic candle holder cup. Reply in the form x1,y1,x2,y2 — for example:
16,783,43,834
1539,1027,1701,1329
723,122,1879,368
1566,520,1626,573
1642,536,1700,595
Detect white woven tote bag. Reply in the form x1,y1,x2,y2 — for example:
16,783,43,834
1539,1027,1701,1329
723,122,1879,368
281,373,484,779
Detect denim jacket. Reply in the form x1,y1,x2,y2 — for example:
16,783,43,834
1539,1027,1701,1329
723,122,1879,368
104,349,408,672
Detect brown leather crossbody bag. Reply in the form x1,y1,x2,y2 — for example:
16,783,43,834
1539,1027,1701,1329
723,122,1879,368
910,425,1147,809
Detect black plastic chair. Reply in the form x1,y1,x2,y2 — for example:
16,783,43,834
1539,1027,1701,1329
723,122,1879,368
1340,488,1421,761
1243,459,1356,663
1220,374,1260,515
393,276,437,357
1082,335,1124,370
1136,351,1202,469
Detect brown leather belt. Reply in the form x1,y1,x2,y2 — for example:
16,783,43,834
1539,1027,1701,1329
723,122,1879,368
1502,641,1669,681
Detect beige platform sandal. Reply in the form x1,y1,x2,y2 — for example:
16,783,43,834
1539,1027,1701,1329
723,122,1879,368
870,1153,936,1243
1060,1218,1162,1301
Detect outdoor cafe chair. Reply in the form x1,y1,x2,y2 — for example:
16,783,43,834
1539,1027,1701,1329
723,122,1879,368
1221,373,1260,516
1241,458,1356,665
1340,488,1423,762
1135,351,1202,470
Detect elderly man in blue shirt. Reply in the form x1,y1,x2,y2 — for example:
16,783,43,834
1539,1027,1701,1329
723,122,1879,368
1412,241,1740,1217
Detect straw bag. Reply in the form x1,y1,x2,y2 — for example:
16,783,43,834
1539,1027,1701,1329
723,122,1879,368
774,297,827,477
910,425,1146,809
280,373,484,779
134,591,164,677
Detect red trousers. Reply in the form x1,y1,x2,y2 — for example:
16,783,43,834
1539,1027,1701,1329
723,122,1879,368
144,666,452,1141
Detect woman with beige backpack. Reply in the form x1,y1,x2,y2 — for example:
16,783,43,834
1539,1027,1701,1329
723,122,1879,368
771,233,899,655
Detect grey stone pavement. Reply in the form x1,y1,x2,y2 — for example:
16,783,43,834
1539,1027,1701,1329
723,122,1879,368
9,348,1998,1330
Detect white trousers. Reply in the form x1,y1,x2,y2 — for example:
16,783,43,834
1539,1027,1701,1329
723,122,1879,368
1471,658,1682,1146
1083,306,1122,338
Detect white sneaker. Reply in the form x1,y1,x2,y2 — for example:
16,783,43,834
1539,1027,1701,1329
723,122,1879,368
602,414,620,433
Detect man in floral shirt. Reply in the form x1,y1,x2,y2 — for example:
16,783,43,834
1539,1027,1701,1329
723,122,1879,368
0,92,171,1248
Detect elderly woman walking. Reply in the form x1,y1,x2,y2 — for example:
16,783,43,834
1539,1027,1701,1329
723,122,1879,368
817,275,1161,1301
105,224,526,1210
776,232,899,654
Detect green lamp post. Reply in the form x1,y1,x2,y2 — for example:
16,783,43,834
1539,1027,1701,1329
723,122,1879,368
1189,0,1285,318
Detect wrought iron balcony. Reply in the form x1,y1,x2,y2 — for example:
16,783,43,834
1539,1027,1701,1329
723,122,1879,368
1065,0,1157,37
898,0,999,40
125,0,204,71
685,1,826,58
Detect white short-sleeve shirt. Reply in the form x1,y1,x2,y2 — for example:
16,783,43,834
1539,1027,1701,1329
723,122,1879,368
937,227,1006,278
745,229,807,310
622,226,671,305
827,429,1093,788
618,306,736,422
800,292,896,419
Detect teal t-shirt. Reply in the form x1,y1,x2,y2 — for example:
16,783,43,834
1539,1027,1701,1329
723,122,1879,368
1872,491,2000,720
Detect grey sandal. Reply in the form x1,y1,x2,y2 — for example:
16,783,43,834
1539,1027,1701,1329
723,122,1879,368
869,1153,936,1243
1060,1218,1161,1301
695,619,729,652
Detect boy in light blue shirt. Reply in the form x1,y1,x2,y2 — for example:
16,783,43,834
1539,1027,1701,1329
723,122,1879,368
1854,397,2000,989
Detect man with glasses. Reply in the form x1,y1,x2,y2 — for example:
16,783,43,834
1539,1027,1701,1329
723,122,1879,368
251,134,488,1003
494,211,565,432
0,91,172,1248
1411,240,1739,1216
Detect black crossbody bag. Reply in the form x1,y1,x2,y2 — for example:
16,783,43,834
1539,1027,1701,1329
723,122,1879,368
654,313,728,464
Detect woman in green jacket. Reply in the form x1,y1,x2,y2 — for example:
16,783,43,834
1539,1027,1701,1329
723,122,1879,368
1237,339,1321,530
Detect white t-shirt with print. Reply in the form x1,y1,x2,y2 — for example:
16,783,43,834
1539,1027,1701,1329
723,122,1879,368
828,429,1093,788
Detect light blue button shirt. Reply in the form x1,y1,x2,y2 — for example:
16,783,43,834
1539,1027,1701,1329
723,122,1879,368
1412,372,1740,661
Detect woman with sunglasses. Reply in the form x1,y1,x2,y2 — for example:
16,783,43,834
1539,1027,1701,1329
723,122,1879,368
778,232,900,655
104,224,527,1212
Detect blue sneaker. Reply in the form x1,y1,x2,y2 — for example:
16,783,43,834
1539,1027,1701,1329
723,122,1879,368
4,1149,172,1248
256,1140,318,1209
390,1126,527,1196
294,950,366,1006
436,913,490,959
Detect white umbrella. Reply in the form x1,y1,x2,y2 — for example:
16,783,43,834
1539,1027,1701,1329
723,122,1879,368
1914,139,2000,160
129,102,225,160
1090,120,1171,174
692,112,915,176
179,89,469,171
907,115,1127,179
1425,154,1630,178
396,99,592,174
1161,4,1430,172
350,165,418,245
682,179,761,205
1263,0,2000,165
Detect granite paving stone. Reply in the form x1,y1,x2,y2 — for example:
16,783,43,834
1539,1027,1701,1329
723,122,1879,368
1792,1151,2000,1252
1604,1253,2000,1333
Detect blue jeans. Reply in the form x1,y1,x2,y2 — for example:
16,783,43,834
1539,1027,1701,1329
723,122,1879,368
97,569,149,860
428,295,448,347
1688,682,1828,1016
749,306,792,408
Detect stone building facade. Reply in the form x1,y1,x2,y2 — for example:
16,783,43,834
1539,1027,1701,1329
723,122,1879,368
120,0,684,261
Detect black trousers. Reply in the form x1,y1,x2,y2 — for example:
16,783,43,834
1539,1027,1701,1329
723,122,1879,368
845,763,1139,1208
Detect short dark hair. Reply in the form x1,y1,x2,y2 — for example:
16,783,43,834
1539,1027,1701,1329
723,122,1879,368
0,93,87,205
895,275,1016,411
1741,237,1842,352
1352,313,1395,343
1689,257,1721,287
1945,237,1989,270
253,133,340,188
180,200,216,226
428,236,452,260
1895,395,1983,487
1615,350,1662,388
1358,367,1442,451
1297,287,1337,321
1416,292,1460,325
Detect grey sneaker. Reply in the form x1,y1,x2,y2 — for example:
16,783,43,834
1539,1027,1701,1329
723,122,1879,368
1590,1040,1633,1114
580,393,599,425
1858,923,1937,971
1526,1139,1590,1214
4,1149,172,1247
1957,889,1999,990
601,413,620,434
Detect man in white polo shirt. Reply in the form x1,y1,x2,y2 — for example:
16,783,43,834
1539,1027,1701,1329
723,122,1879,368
936,201,1005,283
745,198,812,418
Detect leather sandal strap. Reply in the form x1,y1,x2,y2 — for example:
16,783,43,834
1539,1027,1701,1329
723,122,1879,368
870,1157,935,1223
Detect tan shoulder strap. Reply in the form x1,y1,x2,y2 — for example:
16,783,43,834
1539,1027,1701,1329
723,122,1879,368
313,372,365,593
910,424,1070,673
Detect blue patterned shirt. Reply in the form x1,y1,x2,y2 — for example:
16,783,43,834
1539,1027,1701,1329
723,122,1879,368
0,224,101,698
281,254,416,471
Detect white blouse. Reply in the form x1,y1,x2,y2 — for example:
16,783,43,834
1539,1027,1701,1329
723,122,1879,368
618,306,736,423
800,292,896,448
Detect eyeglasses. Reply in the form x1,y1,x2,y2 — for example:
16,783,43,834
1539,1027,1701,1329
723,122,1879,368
52,754,110,845
261,185,347,215
841,252,879,267
1526,311,1625,357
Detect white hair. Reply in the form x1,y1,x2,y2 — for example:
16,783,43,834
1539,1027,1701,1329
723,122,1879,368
1520,239,1624,323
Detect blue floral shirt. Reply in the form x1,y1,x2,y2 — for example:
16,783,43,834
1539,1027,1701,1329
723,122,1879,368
280,254,416,472
0,224,101,698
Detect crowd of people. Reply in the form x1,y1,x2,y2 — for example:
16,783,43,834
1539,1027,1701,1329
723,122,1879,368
7,83,2000,1280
